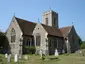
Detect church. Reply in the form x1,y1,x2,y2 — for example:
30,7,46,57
6,10,80,55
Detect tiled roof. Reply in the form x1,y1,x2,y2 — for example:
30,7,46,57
42,24,63,37
15,17,63,37
60,26,73,37
15,17,36,35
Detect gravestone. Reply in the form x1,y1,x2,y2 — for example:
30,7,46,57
19,50,22,59
19,54,22,59
14,54,18,62
5,53,8,58
40,50,42,59
24,55,28,60
55,49,59,57
7,54,11,63
62,49,65,53
80,50,82,54
79,50,83,56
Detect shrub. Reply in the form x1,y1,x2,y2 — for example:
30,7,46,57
80,42,85,49
0,47,3,54
25,46,36,54
41,56,45,60
41,54,45,60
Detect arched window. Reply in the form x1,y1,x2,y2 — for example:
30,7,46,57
11,28,16,43
54,18,56,26
36,33,41,46
45,18,48,25
26,38,31,46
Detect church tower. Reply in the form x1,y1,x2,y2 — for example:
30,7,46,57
42,10,59,28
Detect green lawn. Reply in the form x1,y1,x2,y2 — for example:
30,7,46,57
0,52,85,64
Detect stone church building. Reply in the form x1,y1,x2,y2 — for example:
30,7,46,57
6,10,80,55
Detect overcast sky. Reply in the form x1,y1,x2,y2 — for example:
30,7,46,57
0,0,85,40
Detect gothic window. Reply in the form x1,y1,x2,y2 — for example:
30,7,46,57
36,33,41,46
49,40,52,47
54,40,57,48
11,28,16,43
54,18,56,26
45,18,48,25
72,35,74,43
26,38,31,46
56,40,58,49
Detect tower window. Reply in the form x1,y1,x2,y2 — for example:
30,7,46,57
45,18,48,25
54,18,56,26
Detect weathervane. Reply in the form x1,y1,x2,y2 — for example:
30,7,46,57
38,18,40,23
72,22,74,25
49,6,51,10
14,12,15,16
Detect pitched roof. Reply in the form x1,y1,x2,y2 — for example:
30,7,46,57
15,17,36,35
60,26,73,37
42,24,63,37
15,17,63,37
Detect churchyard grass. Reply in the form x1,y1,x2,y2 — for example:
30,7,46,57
0,50,85,64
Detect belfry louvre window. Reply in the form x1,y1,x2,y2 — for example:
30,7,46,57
54,18,56,26
36,34,41,46
45,18,48,25
11,28,16,43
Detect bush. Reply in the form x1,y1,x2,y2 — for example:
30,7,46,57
0,47,3,54
25,46,36,54
41,56,45,60
80,42,85,49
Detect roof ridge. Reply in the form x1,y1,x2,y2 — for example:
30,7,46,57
14,16,36,35
41,24,63,37
60,25,73,29
60,25,73,37
15,16,36,24
41,24,60,30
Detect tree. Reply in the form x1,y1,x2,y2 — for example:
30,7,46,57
0,31,5,46
0,31,9,53
80,41,85,49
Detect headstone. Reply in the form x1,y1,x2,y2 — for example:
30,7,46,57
5,53,8,58
62,49,65,53
24,55,28,60
40,50,42,58
80,50,82,54
7,54,11,63
79,50,82,56
19,54,22,59
14,54,18,62
55,49,59,57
